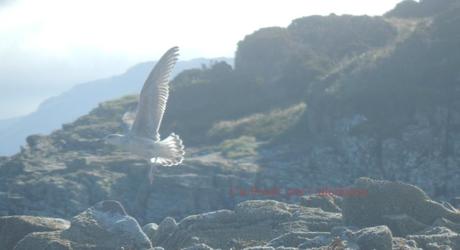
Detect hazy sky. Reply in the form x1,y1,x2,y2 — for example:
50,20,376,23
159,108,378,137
0,0,403,119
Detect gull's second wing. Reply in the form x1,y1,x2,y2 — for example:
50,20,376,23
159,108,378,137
130,46,179,140
122,109,136,131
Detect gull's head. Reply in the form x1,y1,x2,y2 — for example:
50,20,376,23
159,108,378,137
104,134,125,146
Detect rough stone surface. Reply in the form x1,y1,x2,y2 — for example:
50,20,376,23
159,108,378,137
153,200,341,250
299,194,342,213
181,243,215,250
407,226,460,250
343,178,460,231
351,225,393,250
433,217,460,234
0,215,69,250
4,179,460,249
382,214,428,236
143,222,159,245
153,216,178,247
15,200,152,250
268,232,330,248
3,179,460,249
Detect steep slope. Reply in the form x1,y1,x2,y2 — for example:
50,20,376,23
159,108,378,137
280,0,460,198
385,0,457,18
0,96,256,223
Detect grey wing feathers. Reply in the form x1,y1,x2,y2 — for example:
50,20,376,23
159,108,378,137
130,46,179,141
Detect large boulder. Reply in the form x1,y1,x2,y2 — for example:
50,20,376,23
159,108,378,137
15,200,152,250
342,177,460,235
351,225,393,250
381,214,428,236
0,215,69,250
154,200,342,249
143,222,159,245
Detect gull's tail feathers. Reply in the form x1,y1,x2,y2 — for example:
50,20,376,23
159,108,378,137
151,133,185,166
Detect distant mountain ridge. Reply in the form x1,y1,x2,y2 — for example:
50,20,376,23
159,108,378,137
0,57,233,156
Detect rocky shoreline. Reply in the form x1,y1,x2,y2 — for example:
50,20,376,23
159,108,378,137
2,177,459,250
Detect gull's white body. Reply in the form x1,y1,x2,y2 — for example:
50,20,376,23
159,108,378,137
105,47,185,183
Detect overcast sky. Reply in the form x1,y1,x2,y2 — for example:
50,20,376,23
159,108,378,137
0,0,403,119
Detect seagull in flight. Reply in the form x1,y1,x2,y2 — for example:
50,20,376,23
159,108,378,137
105,47,185,183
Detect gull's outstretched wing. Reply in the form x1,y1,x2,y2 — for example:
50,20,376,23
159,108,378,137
130,46,179,141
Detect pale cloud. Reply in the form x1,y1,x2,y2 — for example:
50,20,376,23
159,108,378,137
0,0,402,118
1,0,402,60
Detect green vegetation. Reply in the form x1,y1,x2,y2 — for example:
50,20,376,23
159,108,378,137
219,136,258,159
157,14,402,147
29,0,460,170
208,103,306,141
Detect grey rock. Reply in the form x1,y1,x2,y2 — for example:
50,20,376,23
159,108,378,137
382,214,428,236
392,237,421,250
342,178,460,231
178,209,236,230
407,226,460,250
154,200,341,250
351,225,393,250
243,247,275,250
452,197,460,208
433,218,460,233
15,200,152,250
15,231,73,250
143,223,159,244
154,217,178,246
234,200,292,223
297,235,331,248
0,215,69,250
235,200,342,232
243,247,299,250
181,243,215,250
299,194,342,213
268,232,330,248
330,226,355,238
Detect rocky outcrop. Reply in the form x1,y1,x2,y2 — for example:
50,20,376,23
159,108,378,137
342,177,460,236
299,194,342,213
407,226,460,250
0,216,69,250
152,200,342,249
143,222,159,245
351,225,393,250
15,200,152,250
3,178,460,249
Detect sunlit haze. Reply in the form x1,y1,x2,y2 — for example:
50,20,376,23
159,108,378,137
0,0,403,118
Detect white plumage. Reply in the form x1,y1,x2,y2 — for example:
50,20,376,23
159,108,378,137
105,47,185,183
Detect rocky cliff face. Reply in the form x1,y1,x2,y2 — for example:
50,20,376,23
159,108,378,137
280,1,460,201
0,96,258,224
